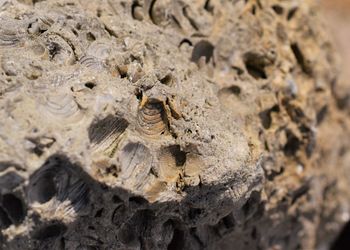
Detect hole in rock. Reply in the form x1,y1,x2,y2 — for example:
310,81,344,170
168,228,185,250
242,191,261,217
167,145,187,166
2,194,25,224
129,196,148,206
316,105,328,125
86,32,96,41
0,206,11,229
85,82,96,89
331,220,350,250
287,7,298,20
283,130,301,157
28,155,90,214
32,223,67,240
160,73,173,85
188,208,203,220
191,40,214,64
290,43,311,75
94,208,103,218
259,105,280,129
243,52,268,79
222,213,235,229
28,171,57,204
272,5,284,15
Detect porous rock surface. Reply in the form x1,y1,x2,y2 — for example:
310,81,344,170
0,0,349,249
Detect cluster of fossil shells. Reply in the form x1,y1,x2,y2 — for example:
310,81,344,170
88,93,203,200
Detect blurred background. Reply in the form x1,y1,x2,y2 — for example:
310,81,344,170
320,0,350,87
319,1,350,249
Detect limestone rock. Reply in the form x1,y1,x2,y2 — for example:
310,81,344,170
0,0,349,249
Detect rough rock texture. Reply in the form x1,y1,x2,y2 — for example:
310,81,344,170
0,0,349,249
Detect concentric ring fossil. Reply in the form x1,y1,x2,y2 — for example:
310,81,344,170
137,96,169,138
38,92,83,123
79,55,107,71
118,142,153,190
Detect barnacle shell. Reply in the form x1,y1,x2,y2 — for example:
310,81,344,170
0,16,27,47
137,96,169,138
88,115,129,156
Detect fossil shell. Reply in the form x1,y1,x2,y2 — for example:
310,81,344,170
137,96,169,137
183,153,202,186
118,142,152,190
28,156,90,217
87,41,111,59
79,41,111,70
79,55,106,71
88,115,129,156
0,17,26,47
39,92,83,123
44,33,76,65
158,145,186,183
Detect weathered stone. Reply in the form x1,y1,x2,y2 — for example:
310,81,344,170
0,0,349,249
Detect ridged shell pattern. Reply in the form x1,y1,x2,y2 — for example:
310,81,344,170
28,156,90,221
88,115,129,156
137,97,169,137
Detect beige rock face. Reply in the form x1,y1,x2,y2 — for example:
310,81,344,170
0,0,349,249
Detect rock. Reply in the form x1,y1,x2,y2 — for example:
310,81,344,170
0,0,349,249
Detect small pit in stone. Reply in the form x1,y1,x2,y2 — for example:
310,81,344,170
191,40,214,64
28,170,57,204
287,7,298,20
272,5,284,15
85,82,96,89
86,32,96,41
259,105,280,129
283,130,301,157
1,193,25,224
243,52,268,79
169,145,186,166
159,73,173,85
290,43,312,75
168,228,185,250
32,223,67,240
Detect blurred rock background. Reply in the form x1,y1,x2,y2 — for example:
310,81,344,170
320,0,350,97
320,1,350,249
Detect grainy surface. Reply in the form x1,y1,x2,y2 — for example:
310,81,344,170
0,0,349,249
